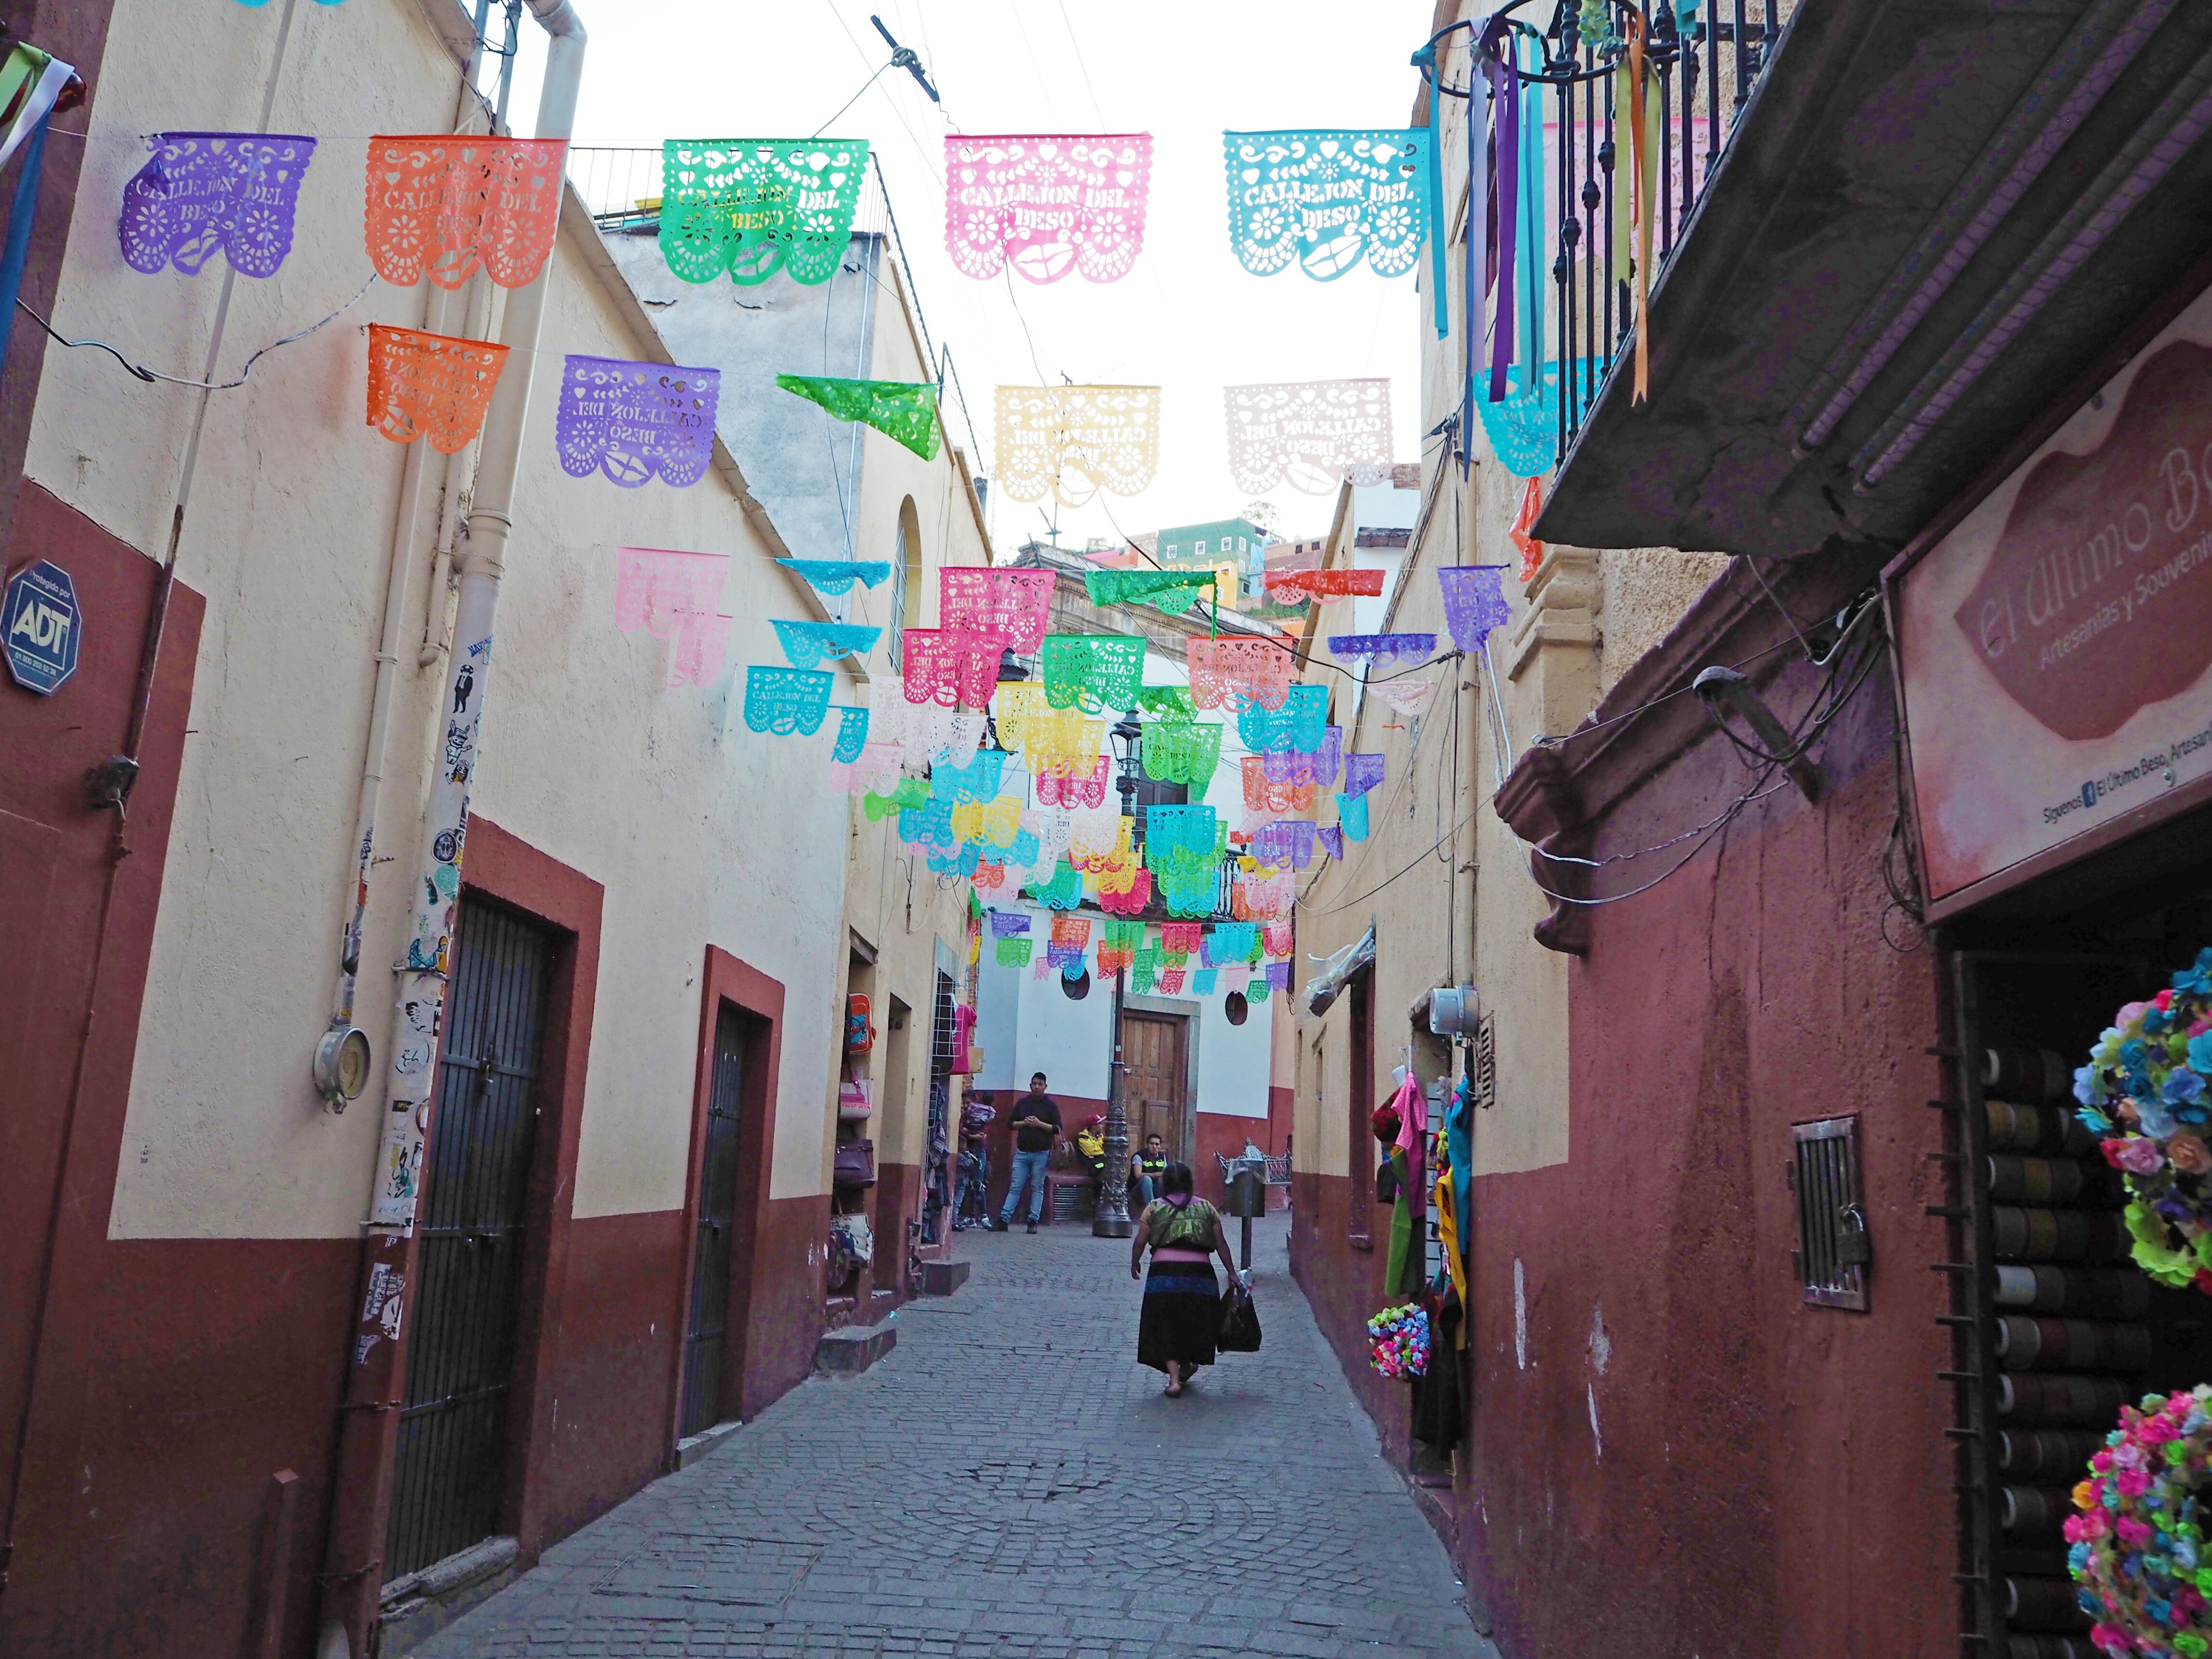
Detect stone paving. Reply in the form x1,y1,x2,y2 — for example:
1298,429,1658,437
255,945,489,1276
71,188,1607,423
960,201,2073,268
419,1211,1496,1659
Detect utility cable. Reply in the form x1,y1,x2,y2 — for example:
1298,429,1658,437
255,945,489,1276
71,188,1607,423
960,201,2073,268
16,271,374,393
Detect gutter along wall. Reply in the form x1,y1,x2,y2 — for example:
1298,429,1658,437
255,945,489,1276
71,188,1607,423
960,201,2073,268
1,2,873,1652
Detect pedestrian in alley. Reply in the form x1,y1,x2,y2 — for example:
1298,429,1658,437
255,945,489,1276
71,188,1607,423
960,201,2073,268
1130,1131,1168,1207
994,1071,1060,1233
1130,1160,1242,1397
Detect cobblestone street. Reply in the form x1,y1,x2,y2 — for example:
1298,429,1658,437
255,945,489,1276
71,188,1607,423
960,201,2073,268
419,1214,1495,1659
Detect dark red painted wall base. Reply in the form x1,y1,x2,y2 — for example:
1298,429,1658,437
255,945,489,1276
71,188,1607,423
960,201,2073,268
741,1194,831,1421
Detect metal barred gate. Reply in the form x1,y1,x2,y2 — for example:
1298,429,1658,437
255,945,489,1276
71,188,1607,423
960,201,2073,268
387,899,551,1578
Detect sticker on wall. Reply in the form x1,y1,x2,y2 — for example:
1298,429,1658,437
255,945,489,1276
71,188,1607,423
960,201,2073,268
1224,378,1393,495
1,558,81,695
945,132,1153,284
614,545,733,689
366,325,509,453
555,356,721,488
119,132,315,278
660,138,869,286
994,384,1161,506
365,135,565,289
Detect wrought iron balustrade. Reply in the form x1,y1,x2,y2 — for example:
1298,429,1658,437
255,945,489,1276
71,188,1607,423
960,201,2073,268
1422,1,1785,469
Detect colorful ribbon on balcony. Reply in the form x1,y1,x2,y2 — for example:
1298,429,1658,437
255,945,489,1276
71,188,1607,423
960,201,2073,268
829,704,870,764
1187,637,1291,713
1224,378,1394,495
775,373,941,461
120,132,315,277
777,558,891,594
554,356,721,488
1615,10,1656,404
365,135,563,289
902,627,1007,707
743,665,835,734
615,546,732,689
1340,752,1385,798
1510,478,1544,581
366,325,508,453
1263,567,1385,604
944,132,1153,284
660,139,869,286
1142,721,1223,791
1237,683,1330,753
1035,757,1109,809
1040,632,1146,713
1222,129,1430,283
941,567,1054,652
1328,632,1435,669
772,619,881,669
1437,565,1513,652
994,384,1160,506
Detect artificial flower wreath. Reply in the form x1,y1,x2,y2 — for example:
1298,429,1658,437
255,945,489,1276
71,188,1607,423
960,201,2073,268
2075,949,2212,1290
2068,1385,2212,1656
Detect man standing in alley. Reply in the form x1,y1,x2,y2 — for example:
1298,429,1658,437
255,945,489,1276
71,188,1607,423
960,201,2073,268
994,1071,1061,1234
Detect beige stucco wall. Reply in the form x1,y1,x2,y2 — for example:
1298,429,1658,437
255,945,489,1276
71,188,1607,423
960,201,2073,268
43,0,867,1237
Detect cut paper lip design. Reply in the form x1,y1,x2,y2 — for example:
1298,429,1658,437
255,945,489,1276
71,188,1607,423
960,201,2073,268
940,567,1054,653
660,138,869,287
1223,129,1429,282
995,384,1161,506
616,546,733,690
1188,637,1292,713
828,705,870,764
944,133,1153,285
365,135,566,290
1238,684,1330,753
120,132,316,278
901,627,1009,709
743,666,835,735
555,356,720,488
366,325,509,454
1224,379,1394,494
1951,337,2212,741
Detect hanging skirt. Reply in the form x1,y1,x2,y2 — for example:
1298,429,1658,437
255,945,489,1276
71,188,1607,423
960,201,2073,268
1137,1257,1219,1373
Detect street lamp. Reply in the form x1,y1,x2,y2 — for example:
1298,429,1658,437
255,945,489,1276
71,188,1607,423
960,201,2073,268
1093,711,1142,1239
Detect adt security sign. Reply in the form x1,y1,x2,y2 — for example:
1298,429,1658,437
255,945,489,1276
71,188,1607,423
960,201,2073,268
2,560,83,695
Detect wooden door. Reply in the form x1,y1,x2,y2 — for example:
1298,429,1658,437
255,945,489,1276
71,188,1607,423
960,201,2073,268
681,1005,749,1437
1120,1010,1190,1162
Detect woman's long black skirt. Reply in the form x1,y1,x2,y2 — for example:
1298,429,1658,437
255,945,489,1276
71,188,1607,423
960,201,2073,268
1137,1259,1219,1373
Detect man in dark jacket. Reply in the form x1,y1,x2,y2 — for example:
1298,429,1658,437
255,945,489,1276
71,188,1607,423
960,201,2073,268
995,1072,1061,1233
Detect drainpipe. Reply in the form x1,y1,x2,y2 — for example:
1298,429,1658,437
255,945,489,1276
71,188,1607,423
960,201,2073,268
316,6,585,1655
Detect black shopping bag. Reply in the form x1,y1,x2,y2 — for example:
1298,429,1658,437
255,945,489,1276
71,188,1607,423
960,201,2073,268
1218,1285,1262,1353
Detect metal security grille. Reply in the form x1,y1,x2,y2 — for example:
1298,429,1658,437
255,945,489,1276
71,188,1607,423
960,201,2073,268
387,900,551,1579
682,1005,750,1438
929,970,957,1078
1790,1116,1869,1312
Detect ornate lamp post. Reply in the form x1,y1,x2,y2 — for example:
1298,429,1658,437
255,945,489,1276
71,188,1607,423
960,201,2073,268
1092,711,1142,1238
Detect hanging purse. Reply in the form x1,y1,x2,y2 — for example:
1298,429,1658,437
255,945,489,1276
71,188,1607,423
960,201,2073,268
833,1137,876,1187
1218,1282,1262,1353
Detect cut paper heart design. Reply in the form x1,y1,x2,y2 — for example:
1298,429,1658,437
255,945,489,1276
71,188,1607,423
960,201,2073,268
833,740,904,797
772,619,882,669
1188,637,1291,713
1224,379,1393,495
1027,861,1085,910
365,135,565,289
366,325,509,454
902,627,1009,708
995,384,1161,506
1263,566,1386,604
1255,819,1317,870
941,566,1054,652
997,937,1033,967
1373,677,1438,715
1035,757,1109,809
120,132,316,278
1437,565,1514,653
1241,755,1314,814
743,665,835,734
778,558,892,594
775,374,941,460
1328,632,1437,668
1099,870,1152,917
1340,752,1385,798
829,704,869,764
1142,721,1224,791
555,356,721,488
615,546,734,689
1223,129,1430,282
1263,924,1293,958
929,748,1006,805
1085,567,1230,616
1205,924,1257,967
1041,633,1146,714
989,911,1032,937
1263,725,1342,789
944,132,1154,284
660,138,869,286
1237,684,1330,753
898,796,959,851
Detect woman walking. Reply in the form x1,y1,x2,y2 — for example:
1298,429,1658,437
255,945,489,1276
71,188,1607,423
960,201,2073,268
1129,1161,1242,1397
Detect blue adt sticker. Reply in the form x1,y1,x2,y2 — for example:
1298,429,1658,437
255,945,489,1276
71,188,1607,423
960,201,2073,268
3,560,82,695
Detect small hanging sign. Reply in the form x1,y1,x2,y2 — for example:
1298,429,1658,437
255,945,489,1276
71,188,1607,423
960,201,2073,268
365,135,565,289
1224,378,1393,495
556,356,721,488
660,138,869,286
120,132,316,278
366,325,509,453
945,133,1154,285
995,385,1160,506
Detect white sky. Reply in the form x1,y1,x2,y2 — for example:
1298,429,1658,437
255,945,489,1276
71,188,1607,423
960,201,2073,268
498,0,1435,554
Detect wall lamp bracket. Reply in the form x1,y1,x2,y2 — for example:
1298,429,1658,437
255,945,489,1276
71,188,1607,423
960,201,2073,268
1693,666,1820,802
